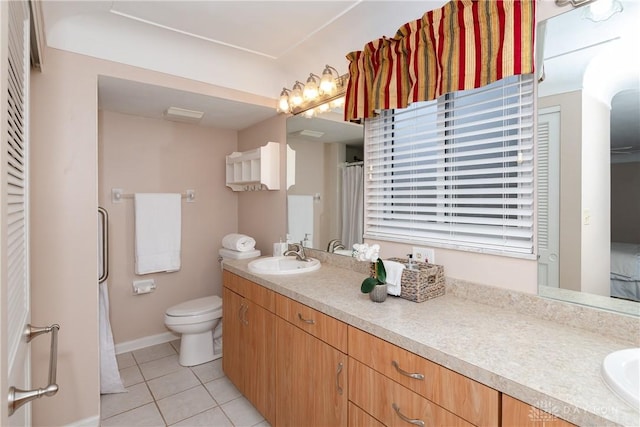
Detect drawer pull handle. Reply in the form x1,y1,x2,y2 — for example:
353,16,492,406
240,304,249,326
297,313,315,324
392,403,425,427
392,360,425,380
336,362,344,395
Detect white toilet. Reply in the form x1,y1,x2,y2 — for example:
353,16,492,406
164,247,260,367
165,295,223,367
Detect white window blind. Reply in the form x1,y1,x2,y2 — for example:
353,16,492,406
364,74,535,256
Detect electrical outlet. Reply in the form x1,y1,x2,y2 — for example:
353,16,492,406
412,246,435,264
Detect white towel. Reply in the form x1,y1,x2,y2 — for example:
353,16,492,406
134,193,181,275
222,234,256,252
382,260,406,296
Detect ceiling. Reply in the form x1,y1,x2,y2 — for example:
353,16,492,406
39,1,446,131
38,0,638,146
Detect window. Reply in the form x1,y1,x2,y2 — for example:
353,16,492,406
364,74,535,256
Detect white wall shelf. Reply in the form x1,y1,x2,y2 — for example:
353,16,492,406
226,141,280,191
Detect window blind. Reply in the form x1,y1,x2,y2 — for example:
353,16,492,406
364,74,535,256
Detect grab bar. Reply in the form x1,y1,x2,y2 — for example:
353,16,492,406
8,324,60,415
98,207,108,284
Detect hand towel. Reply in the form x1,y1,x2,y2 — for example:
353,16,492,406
135,193,181,275
382,259,405,296
222,233,256,252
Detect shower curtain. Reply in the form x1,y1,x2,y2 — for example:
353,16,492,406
98,207,125,394
341,164,364,249
99,282,125,393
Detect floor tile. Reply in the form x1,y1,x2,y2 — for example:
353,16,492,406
221,396,264,427
204,376,241,405
119,364,144,387
101,402,165,426
100,382,153,420
139,354,183,381
116,352,136,369
133,343,177,364
147,369,200,401
170,406,232,427
156,386,216,425
191,358,224,383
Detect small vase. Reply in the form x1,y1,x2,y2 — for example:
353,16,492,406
369,283,387,303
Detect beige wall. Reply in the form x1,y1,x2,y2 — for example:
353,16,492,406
98,110,237,343
611,161,640,243
29,46,274,427
237,116,287,255
580,93,610,296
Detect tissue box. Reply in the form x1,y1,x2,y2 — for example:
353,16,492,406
373,258,445,303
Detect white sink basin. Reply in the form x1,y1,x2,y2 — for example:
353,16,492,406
602,348,640,410
248,256,320,275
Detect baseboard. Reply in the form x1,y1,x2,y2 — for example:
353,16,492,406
114,331,179,355
65,415,100,427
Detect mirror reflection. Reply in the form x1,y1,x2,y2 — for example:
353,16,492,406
537,0,639,314
286,112,364,253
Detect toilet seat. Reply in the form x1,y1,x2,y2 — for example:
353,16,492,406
166,295,222,317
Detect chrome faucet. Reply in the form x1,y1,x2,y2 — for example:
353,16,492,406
284,243,311,261
327,239,345,253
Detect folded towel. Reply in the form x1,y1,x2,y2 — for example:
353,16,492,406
382,260,405,296
222,234,256,252
135,193,181,275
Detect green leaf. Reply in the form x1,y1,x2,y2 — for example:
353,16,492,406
361,277,379,293
375,259,386,284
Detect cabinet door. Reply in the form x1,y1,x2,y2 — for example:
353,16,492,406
244,300,276,425
277,317,348,427
502,395,577,427
222,287,244,390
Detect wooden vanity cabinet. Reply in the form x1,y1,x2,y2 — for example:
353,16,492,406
502,395,577,427
275,294,348,427
348,327,499,427
222,272,276,425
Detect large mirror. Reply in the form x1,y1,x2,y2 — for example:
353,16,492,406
286,112,363,253
537,0,639,315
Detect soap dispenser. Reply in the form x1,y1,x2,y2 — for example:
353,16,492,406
406,253,415,270
302,233,311,248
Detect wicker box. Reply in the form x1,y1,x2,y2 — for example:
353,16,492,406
372,258,445,303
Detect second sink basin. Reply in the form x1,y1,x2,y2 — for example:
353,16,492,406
602,347,640,410
248,256,320,275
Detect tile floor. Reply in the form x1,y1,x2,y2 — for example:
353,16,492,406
100,341,270,427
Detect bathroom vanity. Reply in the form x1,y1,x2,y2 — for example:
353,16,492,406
221,259,639,427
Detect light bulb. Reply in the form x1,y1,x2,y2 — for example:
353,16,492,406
303,74,319,100
320,65,338,95
303,109,315,118
290,81,304,106
277,89,290,113
330,97,345,109
317,103,330,113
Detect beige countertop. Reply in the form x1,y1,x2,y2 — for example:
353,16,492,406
222,258,640,427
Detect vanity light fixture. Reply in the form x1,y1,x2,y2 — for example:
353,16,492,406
276,64,348,117
555,0,623,21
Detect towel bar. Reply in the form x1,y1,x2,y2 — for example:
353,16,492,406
112,188,195,204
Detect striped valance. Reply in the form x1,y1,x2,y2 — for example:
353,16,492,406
344,0,536,122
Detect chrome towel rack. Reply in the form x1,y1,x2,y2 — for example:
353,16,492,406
8,324,60,415
111,188,195,204
99,207,108,284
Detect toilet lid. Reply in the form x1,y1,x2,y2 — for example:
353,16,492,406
166,295,222,317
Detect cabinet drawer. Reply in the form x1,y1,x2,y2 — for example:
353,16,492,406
348,402,385,427
275,294,347,352
349,358,473,427
348,327,498,427
223,271,275,312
